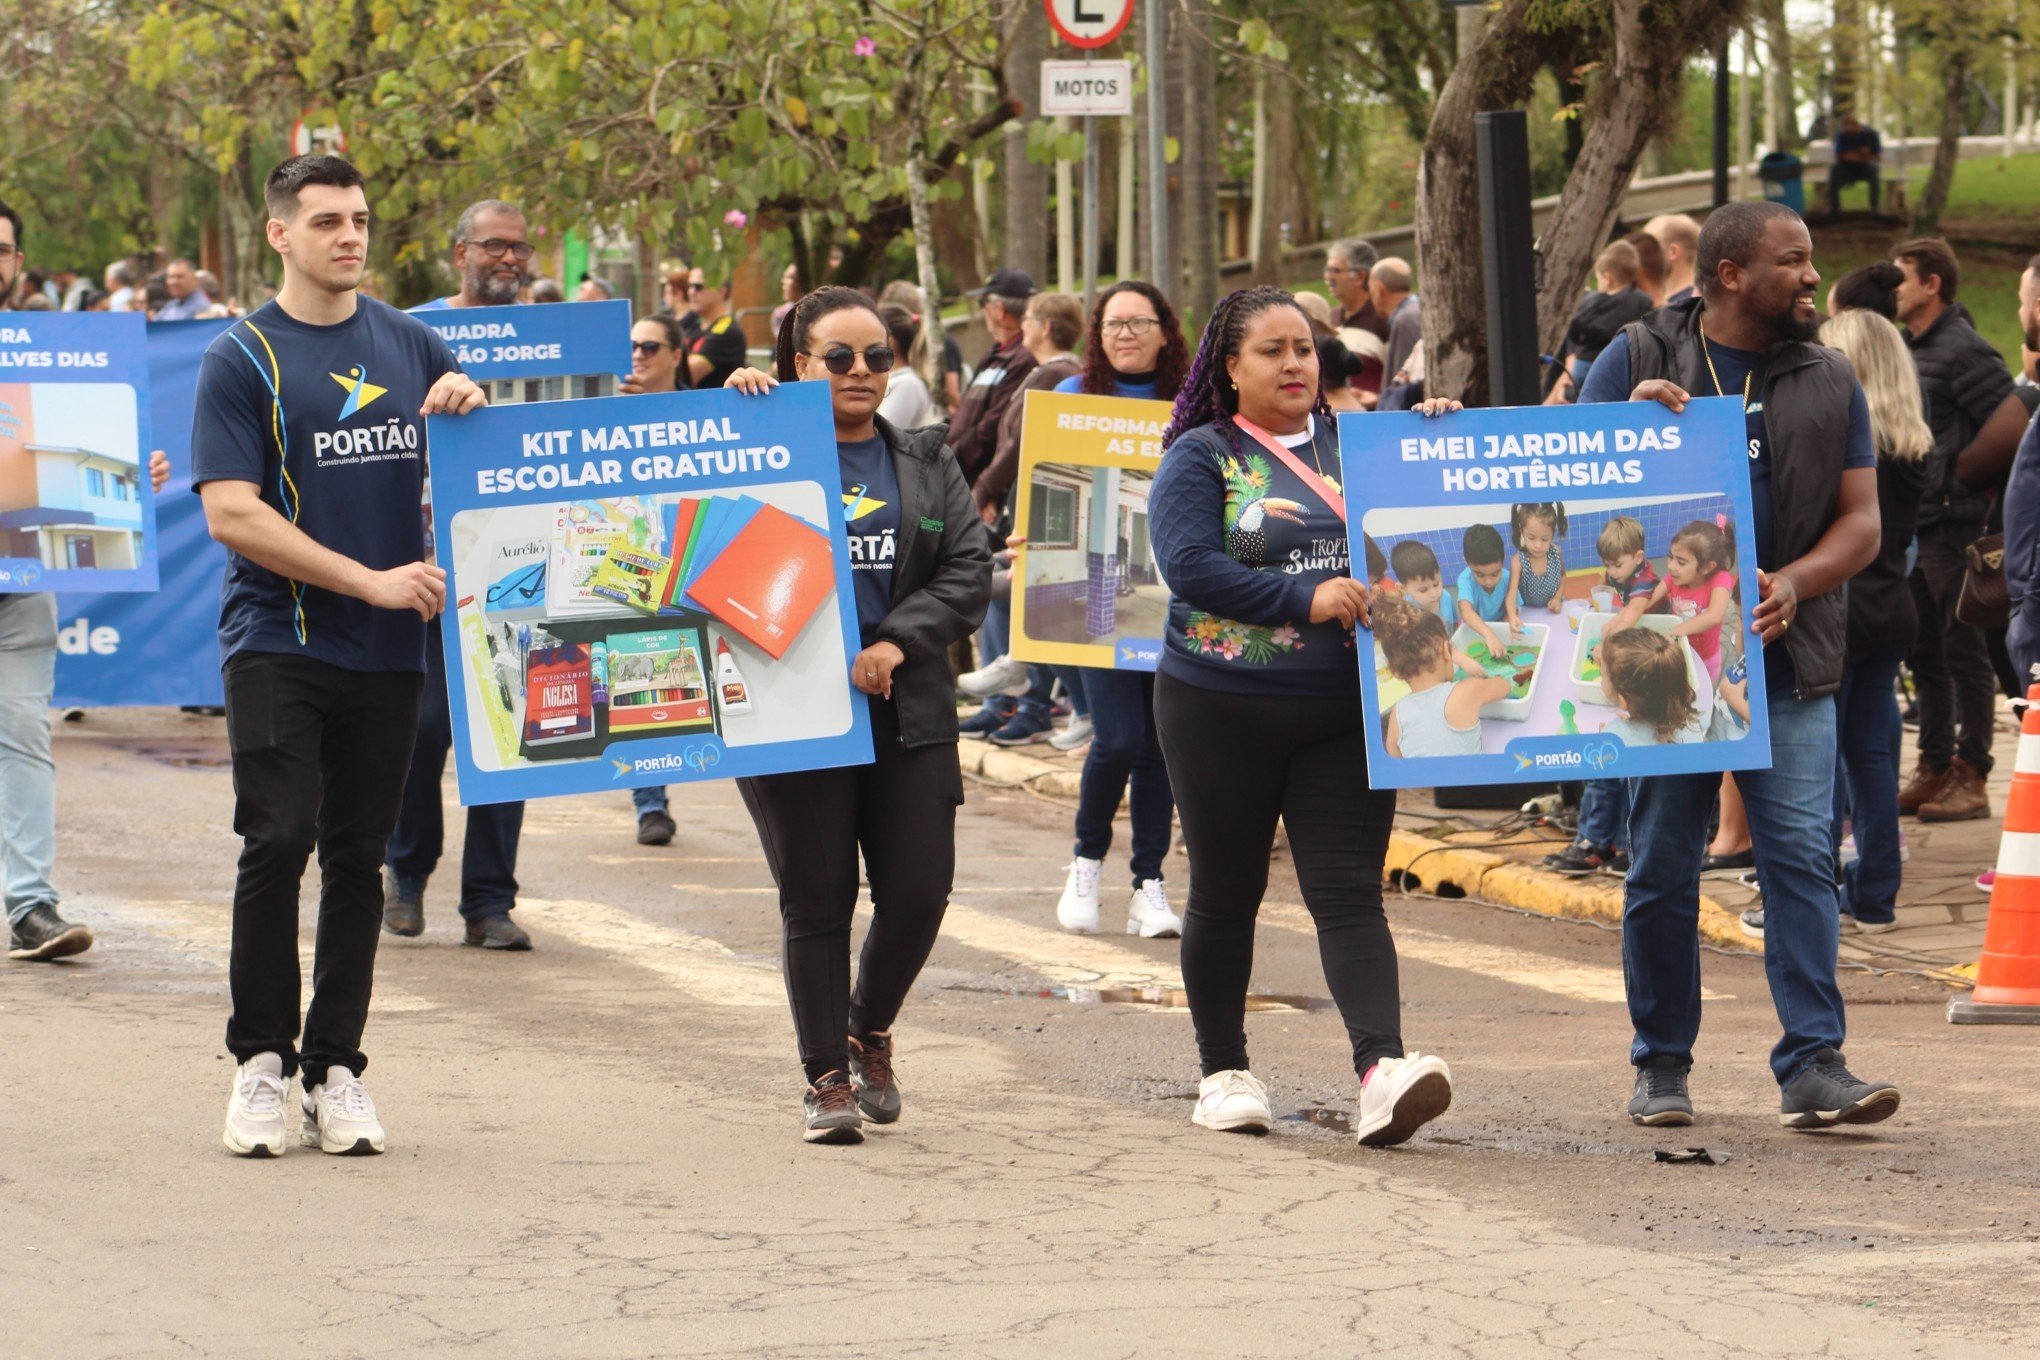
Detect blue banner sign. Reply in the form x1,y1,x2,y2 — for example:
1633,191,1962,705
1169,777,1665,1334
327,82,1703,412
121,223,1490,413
413,298,631,382
1343,396,1771,790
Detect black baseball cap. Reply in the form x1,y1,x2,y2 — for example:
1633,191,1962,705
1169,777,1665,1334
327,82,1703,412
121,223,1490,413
965,268,1039,299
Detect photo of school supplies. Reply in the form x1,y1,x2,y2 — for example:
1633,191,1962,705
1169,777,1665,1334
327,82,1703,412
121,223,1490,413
714,636,753,715
589,544,674,613
606,628,713,734
523,639,595,746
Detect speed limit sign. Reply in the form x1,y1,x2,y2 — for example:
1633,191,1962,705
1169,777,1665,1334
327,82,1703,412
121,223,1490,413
1044,0,1134,49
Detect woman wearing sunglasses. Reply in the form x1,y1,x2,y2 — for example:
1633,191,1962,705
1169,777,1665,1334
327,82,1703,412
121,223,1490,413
724,287,991,1144
1032,281,1192,939
621,316,685,395
1150,285,1460,1149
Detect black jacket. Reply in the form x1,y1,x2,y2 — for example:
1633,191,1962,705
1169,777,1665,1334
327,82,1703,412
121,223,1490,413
869,416,992,747
1848,454,1928,659
1908,302,2016,533
1622,298,1859,698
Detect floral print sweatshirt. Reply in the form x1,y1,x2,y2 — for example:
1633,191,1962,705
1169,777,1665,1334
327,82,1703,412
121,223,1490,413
1148,417,1360,698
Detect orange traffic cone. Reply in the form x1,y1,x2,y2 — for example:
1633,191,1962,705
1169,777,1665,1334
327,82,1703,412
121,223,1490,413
1950,681,2040,1024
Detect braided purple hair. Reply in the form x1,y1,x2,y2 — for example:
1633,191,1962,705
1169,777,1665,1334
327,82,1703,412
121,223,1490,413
1163,287,1336,462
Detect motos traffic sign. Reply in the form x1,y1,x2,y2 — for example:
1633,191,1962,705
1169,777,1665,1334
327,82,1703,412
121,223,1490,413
1044,0,1133,49
1041,60,1134,117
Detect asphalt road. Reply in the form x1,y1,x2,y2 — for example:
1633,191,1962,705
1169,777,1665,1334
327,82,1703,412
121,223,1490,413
4,708,2035,1359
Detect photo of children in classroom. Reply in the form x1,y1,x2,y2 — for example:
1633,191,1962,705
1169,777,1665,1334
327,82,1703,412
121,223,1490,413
1361,494,1757,759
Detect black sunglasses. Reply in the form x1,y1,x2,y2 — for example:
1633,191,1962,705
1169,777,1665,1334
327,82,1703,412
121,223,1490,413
631,340,671,356
806,345,896,375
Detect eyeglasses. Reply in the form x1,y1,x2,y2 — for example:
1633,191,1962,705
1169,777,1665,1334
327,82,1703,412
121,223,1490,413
463,238,535,262
0,244,18,262
806,345,896,375
685,282,706,293
630,340,671,356
1101,317,1160,337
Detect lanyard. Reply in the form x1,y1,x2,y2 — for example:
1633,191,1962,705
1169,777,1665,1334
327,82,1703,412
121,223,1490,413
1231,414,1345,523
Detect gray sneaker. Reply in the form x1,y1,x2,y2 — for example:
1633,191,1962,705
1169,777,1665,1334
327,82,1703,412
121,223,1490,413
1627,1058,1694,1126
1779,1049,1900,1130
802,1073,864,1144
847,1034,900,1124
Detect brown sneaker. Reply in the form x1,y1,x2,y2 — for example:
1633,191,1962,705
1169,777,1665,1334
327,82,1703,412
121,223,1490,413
1920,759,1992,822
1896,760,1950,816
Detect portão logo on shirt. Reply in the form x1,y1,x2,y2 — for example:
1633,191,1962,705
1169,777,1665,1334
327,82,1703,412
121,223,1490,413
312,363,422,465
843,483,895,570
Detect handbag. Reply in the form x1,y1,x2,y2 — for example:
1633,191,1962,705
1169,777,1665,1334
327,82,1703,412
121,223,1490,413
1957,532,2009,629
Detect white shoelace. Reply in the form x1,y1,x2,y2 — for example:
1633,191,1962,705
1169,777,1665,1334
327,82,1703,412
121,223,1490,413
1133,880,1171,916
1209,1070,1267,1104
324,1076,377,1122
237,1071,287,1116
1069,860,1102,897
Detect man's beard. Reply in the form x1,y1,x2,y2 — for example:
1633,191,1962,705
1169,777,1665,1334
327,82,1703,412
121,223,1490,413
473,269,524,305
1768,299,1822,345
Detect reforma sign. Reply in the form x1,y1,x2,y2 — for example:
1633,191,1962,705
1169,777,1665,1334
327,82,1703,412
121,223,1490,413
1043,0,1134,50
1040,60,1134,117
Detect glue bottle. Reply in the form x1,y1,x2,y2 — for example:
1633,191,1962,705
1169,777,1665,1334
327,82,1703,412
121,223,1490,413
590,640,610,707
714,637,752,715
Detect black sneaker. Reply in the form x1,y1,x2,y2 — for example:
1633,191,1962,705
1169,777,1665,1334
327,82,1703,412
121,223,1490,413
848,1033,900,1124
463,913,533,951
636,808,676,846
382,869,425,937
1779,1049,1901,1130
8,904,92,961
1541,840,1608,876
803,1072,865,1144
1627,1057,1694,1126
1601,848,1631,876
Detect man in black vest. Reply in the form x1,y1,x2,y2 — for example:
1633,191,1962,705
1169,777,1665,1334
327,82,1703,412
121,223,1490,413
1577,201,1900,1133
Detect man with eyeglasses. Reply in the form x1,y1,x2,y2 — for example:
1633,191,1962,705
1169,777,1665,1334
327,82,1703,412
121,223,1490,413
684,267,747,393
1323,238,1390,406
385,199,534,951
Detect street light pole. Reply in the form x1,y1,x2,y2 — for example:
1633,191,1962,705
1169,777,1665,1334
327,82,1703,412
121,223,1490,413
1143,0,1168,284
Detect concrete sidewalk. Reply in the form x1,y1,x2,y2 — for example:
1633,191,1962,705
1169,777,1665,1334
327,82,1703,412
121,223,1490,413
960,691,2014,985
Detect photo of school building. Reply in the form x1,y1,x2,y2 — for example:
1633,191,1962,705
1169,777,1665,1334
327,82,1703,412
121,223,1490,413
1020,462,1167,646
0,382,145,572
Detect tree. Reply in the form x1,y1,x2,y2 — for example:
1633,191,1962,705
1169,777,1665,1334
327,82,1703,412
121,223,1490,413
1416,0,1744,406
1903,8,2002,234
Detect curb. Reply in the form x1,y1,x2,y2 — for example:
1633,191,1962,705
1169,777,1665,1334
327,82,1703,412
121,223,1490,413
957,741,1752,953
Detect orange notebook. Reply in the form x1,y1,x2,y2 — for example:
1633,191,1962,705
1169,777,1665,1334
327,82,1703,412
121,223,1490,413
685,504,837,659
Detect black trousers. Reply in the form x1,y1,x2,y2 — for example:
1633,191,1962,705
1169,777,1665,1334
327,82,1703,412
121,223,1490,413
223,651,422,1086
738,697,963,1084
1154,672,1404,1081
1908,526,1997,775
384,630,524,919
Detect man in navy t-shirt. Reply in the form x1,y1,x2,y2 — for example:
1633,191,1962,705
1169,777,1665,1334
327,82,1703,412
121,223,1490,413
1576,201,1899,1136
193,155,485,1159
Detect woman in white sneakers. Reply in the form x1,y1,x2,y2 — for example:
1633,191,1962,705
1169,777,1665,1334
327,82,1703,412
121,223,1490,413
1043,281,1192,939
1147,286,1455,1148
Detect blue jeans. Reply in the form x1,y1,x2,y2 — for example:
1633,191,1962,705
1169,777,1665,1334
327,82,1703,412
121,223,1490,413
1052,665,1090,719
385,631,525,920
633,786,669,815
1832,650,1904,926
1073,670,1174,884
1577,779,1628,852
980,598,1011,667
1624,691,1847,1085
0,594,58,927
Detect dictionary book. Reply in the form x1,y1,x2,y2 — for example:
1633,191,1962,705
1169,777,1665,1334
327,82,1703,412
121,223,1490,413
523,640,595,747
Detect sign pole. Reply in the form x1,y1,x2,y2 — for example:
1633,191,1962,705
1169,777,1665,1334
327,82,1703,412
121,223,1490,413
1082,49,1100,313
1143,0,1167,287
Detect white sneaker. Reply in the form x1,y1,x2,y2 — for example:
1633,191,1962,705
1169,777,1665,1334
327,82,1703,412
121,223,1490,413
222,1053,290,1158
1192,1069,1273,1133
1049,714,1094,751
958,654,1032,698
1353,1052,1453,1147
1056,857,1103,934
1126,877,1183,938
299,1066,386,1155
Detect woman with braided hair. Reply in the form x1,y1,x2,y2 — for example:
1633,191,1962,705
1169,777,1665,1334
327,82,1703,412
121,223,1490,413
1147,285,1460,1148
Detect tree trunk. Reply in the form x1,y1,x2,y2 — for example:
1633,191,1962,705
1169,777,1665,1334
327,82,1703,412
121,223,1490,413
1179,0,1221,320
1250,65,1296,287
1912,49,1970,235
1000,3,1049,282
1831,0,1861,123
1417,0,1737,405
906,154,948,412
1760,0,1797,146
